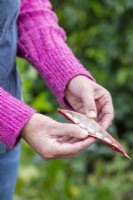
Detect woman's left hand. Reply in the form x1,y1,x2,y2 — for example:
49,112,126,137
65,75,114,130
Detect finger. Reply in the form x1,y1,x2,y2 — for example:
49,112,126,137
69,137,80,143
81,88,97,119
53,123,89,139
57,136,73,143
55,137,96,156
58,137,80,144
99,113,114,130
98,96,114,129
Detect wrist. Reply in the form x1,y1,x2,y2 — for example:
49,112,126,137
21,113,39,138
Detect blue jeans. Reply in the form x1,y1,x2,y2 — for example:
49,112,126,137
0,143,21,200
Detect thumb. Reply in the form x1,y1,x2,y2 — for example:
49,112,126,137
82,88,97,118
57,123,89,139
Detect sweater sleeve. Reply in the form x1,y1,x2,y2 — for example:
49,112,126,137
0,87,36,148
17,0,95,107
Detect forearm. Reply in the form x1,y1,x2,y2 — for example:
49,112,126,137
18,0,95,107
0,87,36,148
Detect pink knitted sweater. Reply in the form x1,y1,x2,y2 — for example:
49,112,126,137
0,0,94,148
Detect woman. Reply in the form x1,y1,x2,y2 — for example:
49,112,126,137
0,0,114,199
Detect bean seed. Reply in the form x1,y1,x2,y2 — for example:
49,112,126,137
104,137,111,144
95,132,103,138
79,123,88,130
88,128,95,134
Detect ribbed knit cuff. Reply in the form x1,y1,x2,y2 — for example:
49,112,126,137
0,88,36,148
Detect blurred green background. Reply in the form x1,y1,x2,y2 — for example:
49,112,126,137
14,0,133,199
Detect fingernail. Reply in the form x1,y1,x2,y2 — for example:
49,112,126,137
80,129,88,137
87,111,96,118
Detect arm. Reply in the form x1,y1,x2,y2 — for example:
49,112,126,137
0,0,95,150
0,87,36,148
17,0,95,107
0,87,96,158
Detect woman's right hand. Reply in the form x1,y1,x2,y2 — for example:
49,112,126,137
21,113,96,160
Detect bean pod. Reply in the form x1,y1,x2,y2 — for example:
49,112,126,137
57,108,131,159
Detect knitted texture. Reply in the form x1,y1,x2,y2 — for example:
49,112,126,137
0,0,95,148
0,87,36,148
18,0,95,107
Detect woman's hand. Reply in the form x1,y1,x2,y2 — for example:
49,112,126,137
21,113,95,160
65,75,114,130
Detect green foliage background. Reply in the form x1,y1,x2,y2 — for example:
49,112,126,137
15,0,133,199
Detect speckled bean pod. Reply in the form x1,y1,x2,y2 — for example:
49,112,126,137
57,108,130,159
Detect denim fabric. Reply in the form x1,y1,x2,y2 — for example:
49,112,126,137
0,143,21,200
0,0,22,99
0,0,22,199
